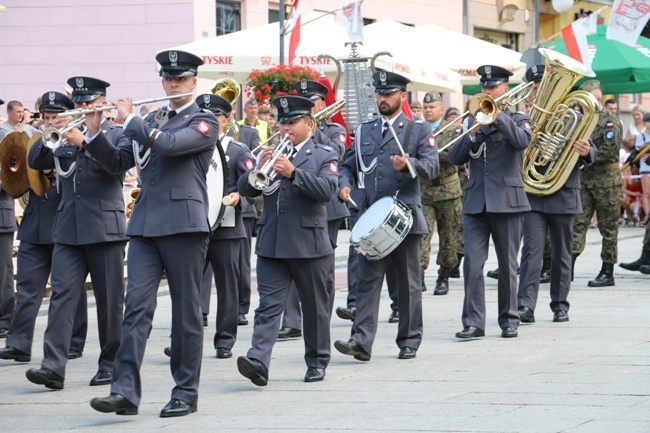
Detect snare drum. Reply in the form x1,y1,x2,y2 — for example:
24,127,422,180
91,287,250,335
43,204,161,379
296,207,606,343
350,196,413,260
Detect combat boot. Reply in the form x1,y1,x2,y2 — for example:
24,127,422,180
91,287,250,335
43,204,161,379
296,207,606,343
434,267,451,295
420,265,427,292
588,262,615,287
619,249,650,271
449,253,463,278
539,258,551,284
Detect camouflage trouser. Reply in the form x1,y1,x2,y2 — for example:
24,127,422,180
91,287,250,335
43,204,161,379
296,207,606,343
644,223,650,251
572,170,622,263
420,197,462,269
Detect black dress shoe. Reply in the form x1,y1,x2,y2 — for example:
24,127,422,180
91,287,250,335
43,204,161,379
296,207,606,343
216,348,232,359
0,346,30,362
277,327,302,340
0,328,8,339
164,346,172,357
26,368,64,390
501,327,518,338
455,327,485,339
304,367,326,382
553,310,569,322
237,356,268,386
238,314,249,326
398,347,417,359
388,310,399,323
160,399,197,418
203,313,208,327
90,393,138,415
518,306,536,323
68,350,83,360
334,339,371,361
335,306,356,321
486,268,499,279
90,371,112,386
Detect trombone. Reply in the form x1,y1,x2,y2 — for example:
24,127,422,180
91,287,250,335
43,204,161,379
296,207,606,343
251,99,346,156
434,80,535,152
57,92,194,117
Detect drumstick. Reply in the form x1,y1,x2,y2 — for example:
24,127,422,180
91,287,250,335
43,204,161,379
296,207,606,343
387,122,417,179
347,197,358,208
222,195,234,206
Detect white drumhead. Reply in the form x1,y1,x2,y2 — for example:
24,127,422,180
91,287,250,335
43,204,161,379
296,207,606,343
207,141,227,230
351,197,395,240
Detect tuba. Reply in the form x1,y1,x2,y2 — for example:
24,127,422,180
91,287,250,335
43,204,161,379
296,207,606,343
208,78,240,140
522,48,599,196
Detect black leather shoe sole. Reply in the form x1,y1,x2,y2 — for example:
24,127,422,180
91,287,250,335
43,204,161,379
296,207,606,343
335,307,356,321
26,368,64,390
90,394,138,415
237,357,268,386
334,340,371,361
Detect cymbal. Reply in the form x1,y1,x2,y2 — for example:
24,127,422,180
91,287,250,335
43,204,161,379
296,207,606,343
26,132,50,196
0,131,30,197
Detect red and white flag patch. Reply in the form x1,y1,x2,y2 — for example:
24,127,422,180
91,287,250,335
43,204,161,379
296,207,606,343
428,136,436,147
339,133,346,143
196,120,211,135
245,159,254,171
329,161,338,174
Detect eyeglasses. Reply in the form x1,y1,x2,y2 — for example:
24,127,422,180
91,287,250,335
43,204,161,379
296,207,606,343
106,117,115,121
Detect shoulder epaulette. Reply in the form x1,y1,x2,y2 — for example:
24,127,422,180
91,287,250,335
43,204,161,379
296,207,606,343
315,143,334,152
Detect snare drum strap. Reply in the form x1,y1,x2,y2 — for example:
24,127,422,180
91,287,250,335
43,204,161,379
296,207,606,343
354,124,376,189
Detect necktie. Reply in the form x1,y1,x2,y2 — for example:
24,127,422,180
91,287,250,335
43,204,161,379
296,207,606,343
382,122,389,138
167,110,177,120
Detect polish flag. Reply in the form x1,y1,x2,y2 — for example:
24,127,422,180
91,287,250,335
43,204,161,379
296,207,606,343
288,0,302,66
561,20,592,69
401,99,414,120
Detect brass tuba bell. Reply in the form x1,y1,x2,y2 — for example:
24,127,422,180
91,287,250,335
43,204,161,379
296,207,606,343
207,78,240,141
522,48,599,196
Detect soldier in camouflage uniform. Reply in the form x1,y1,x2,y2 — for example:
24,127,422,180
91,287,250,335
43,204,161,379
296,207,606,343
419,91,462,295
620,222,650,273
572,80,623,287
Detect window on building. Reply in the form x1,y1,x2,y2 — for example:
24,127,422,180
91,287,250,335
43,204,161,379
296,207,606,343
217,1,241,36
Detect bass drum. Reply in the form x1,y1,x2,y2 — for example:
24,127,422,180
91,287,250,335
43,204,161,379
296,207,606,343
206,140,228,231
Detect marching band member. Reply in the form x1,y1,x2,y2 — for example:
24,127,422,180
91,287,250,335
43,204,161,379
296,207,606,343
236,95,337,385
89,50,219,417
197,93,254,359
278,79,349,340
336,70,439,361
0,92,87,363
517,66,597,324
26,77,128,389
448,65,532,340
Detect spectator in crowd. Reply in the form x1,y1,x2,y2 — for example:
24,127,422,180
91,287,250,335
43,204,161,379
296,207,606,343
0,100,39,139
410,101,423,119
634,113,650,225
443,107,462,127
625,105,646,142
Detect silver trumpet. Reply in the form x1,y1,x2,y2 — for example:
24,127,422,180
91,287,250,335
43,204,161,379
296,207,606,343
42,115,87,150
248,133,294,190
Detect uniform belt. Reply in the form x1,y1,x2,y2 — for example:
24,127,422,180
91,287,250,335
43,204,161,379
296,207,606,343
430,172,459,187
589,162,619,172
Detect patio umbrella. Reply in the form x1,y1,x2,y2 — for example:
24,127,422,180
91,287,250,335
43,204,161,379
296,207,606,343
543,25,650,94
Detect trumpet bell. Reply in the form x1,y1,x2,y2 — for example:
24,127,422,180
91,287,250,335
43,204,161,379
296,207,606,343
42,127,62,150
468,94,499,125
248,170,270,190
208,78,241,104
